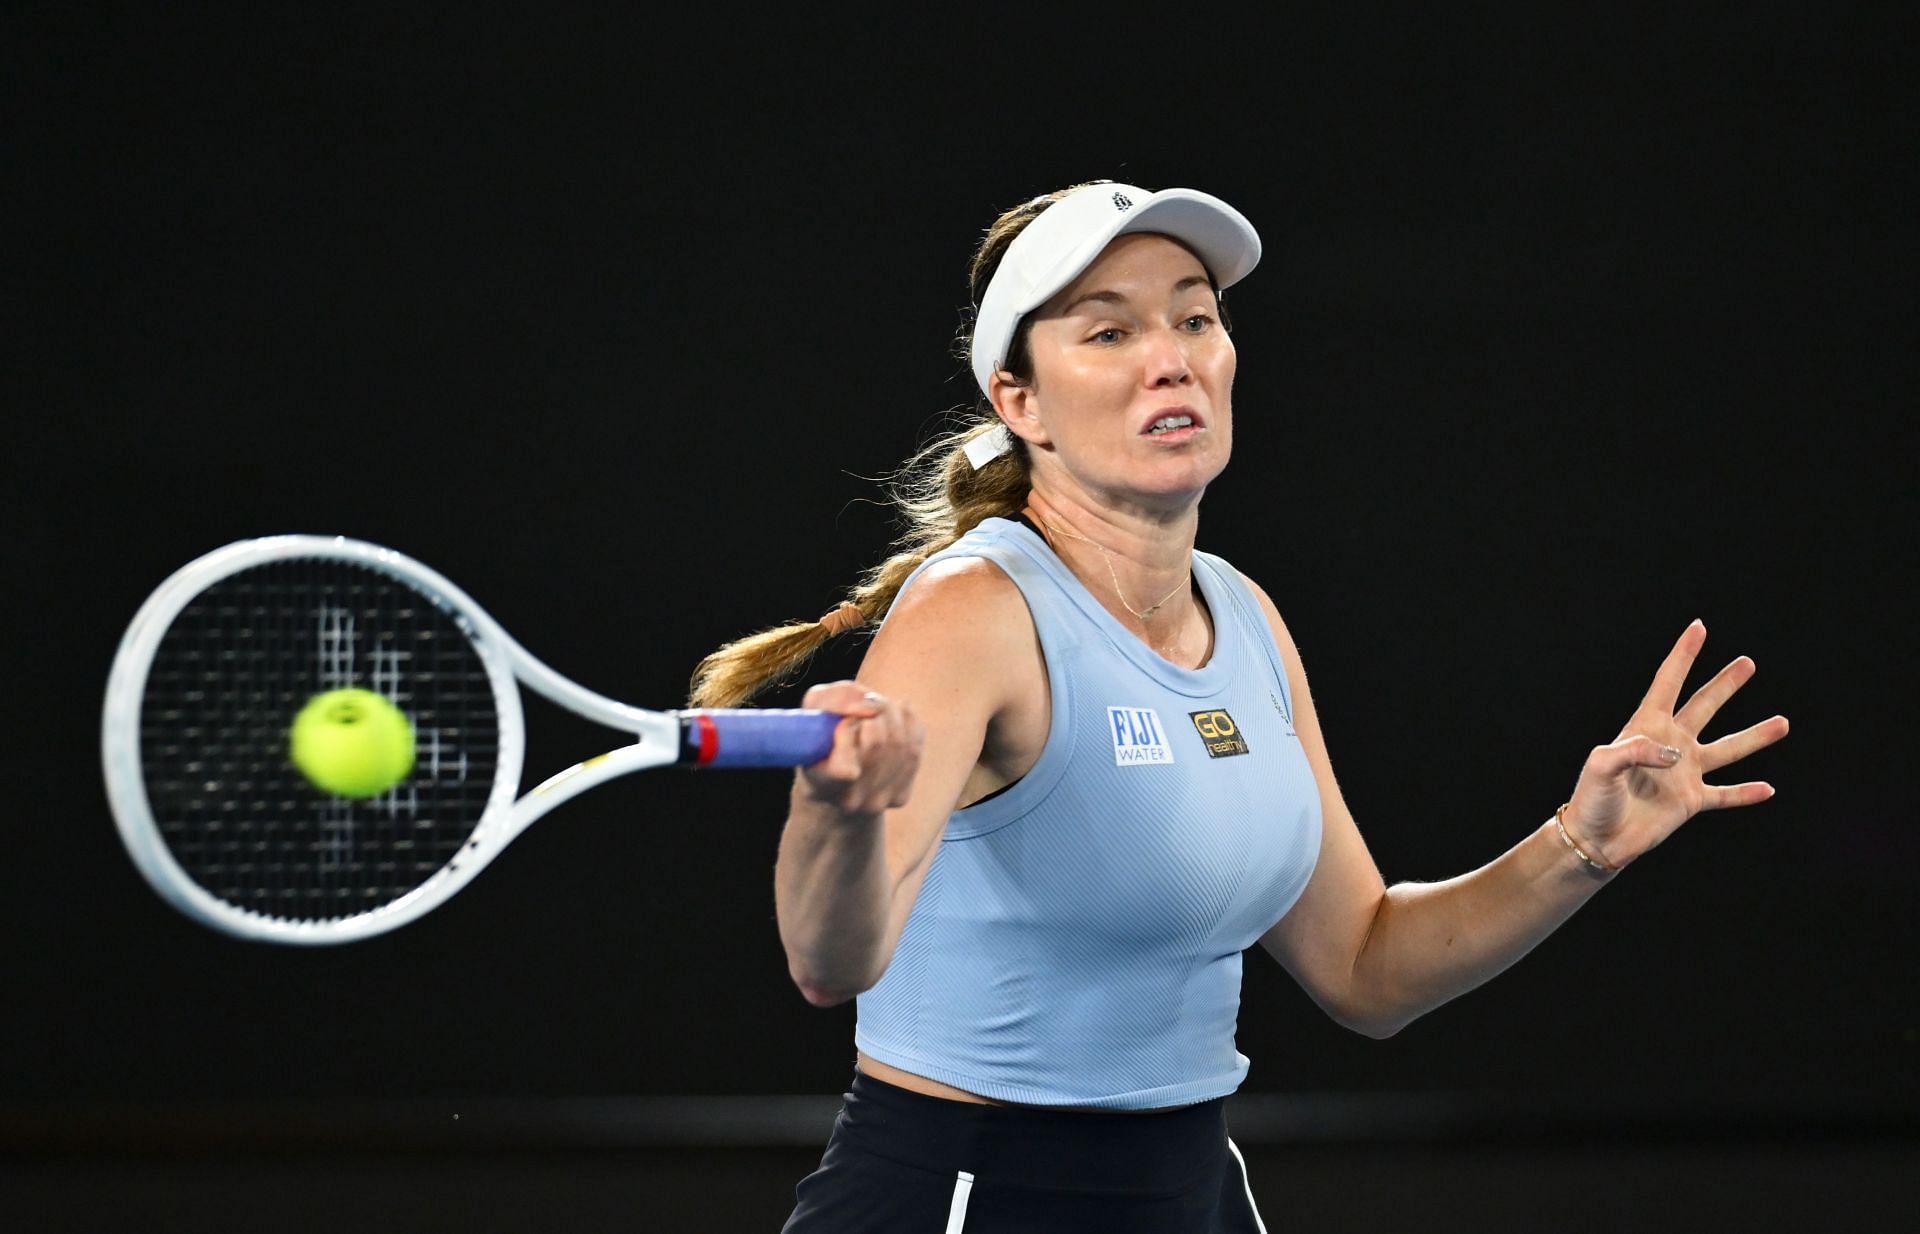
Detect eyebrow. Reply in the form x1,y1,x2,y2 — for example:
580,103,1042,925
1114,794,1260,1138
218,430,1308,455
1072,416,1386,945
1056,275,1214,318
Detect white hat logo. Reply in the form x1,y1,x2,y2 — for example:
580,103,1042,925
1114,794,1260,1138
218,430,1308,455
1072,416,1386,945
966,183,1261,396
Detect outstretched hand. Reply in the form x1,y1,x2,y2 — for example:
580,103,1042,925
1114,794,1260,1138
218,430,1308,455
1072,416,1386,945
1563,620,1789,871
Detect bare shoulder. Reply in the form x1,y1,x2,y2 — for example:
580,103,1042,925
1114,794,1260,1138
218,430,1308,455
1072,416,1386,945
1233,569,1291,635
849,552,1047,949
886,554,1027,620
859,552,1032,688
1230,568,1318,732
864,555,1033,673
861,552,1047,799
1232,569,1308,680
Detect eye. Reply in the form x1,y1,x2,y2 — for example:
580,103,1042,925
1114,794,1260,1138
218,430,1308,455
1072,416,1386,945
1180,314,1214,332
1089,327,1124,344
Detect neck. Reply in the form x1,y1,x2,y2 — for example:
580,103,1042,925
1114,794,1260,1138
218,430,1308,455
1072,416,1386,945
1024,490,1197,567
1023,490,1198,628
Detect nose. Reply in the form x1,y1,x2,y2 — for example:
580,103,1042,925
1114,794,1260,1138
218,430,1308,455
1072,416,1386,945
1143,324,1193,388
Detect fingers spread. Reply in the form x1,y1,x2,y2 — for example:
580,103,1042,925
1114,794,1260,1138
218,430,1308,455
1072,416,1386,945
1701,780,1777,811
1643,619,1707,716
1675,655,1757,736
1697,714,1790,774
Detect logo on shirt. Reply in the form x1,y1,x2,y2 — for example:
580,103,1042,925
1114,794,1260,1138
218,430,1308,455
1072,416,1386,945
1189,709,1251,758
1108,706,1174,765
1268,689,1296,736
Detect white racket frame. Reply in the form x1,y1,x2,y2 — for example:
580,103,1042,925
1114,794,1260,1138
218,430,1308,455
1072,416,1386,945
102,535,687,944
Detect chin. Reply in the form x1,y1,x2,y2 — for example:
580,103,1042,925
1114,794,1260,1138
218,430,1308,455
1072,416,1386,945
1144,444,1230,495
1130,469,1227,513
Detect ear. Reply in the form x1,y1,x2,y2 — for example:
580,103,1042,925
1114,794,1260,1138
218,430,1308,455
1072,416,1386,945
988,371,1051,448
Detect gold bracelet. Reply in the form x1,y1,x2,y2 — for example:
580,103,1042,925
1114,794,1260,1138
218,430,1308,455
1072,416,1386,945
1555,803,1618,875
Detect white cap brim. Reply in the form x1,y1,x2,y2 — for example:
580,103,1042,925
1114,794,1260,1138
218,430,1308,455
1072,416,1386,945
970,183,1261,396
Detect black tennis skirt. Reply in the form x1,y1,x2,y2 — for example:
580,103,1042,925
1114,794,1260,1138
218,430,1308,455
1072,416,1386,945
781,1069,1268,1233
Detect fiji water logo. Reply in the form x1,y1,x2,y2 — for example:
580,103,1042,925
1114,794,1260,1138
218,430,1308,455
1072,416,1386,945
1108,706,1174,766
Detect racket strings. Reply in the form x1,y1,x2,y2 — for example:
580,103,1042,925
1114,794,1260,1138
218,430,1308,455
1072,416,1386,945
140,558,500,920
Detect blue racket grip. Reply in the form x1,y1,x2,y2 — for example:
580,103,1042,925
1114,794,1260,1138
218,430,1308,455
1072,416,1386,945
678,709,842,768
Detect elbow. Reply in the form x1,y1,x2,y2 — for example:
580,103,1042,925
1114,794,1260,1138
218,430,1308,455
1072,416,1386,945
1338,898,1405,1040
788,959,881,1009
1333,987,1407,1040
796,982,856,1009
1347,1015,1406,1041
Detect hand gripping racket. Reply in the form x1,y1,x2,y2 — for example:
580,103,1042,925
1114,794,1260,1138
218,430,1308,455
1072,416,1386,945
101,536,839,944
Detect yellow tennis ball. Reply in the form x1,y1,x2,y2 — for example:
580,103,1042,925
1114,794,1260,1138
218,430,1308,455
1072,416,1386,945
289,688,416,798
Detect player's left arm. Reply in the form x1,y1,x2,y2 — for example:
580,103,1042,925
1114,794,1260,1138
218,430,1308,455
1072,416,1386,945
1246,572,1787,1039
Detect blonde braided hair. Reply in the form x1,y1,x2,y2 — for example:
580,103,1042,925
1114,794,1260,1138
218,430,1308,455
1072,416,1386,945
686,184,1108,708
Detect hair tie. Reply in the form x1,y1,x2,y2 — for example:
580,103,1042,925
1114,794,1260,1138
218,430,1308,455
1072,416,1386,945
818,601,866,638
965,424,1013,470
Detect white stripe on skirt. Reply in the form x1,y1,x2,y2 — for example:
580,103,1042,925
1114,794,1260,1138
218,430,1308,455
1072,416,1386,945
937,1145,1258,1231
1225,1138,1267,1234
944,1169,975,1233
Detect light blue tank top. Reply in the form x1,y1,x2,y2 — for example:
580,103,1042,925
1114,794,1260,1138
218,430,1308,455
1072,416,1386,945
854,516,1323,1109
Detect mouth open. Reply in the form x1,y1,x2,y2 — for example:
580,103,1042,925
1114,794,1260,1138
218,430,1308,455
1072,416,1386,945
1142,412,1204,442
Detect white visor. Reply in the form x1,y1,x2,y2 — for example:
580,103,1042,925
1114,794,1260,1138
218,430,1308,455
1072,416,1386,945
969,183,1261,396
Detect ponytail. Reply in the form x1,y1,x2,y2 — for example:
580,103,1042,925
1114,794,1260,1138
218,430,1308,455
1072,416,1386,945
687,419,1030,707
688,182,1106,708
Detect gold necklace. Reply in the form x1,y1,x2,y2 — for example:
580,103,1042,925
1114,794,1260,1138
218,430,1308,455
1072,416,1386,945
1039,518,1189,620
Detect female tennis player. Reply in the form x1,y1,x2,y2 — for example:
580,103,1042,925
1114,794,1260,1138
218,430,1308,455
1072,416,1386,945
691,181,1788,1232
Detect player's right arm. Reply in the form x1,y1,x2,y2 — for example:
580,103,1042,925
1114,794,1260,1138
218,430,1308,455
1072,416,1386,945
775,558,1037,1007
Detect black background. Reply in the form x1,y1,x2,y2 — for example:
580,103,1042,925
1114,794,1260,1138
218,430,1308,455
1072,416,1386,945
10,7,1913,1126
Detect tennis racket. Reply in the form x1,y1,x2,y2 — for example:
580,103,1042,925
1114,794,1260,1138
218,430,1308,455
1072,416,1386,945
102,535,839,945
